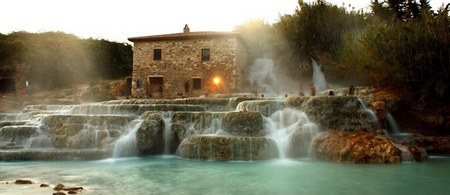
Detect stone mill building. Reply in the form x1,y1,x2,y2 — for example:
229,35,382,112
128,25,249,98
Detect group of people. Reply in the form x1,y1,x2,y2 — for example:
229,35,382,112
298,83,355,97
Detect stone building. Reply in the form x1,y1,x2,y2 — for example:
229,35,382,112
128,25,249,98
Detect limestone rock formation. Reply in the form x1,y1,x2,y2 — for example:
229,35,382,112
222,111,264,136
298,96,373,131
178,135,279,161
136,112,165,155
311,130,428,163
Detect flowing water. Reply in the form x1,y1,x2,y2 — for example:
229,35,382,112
1,156,449,195
312,59,328,91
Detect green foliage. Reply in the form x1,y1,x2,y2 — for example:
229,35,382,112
276,0,367,69
0,31,132,91
359,7,450,100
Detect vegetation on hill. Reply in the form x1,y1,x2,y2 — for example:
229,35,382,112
0,31,132,91
236,0,450,106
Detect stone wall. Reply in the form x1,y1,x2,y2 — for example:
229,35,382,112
131,36,247,98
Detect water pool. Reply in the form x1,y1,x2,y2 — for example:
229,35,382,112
1,156,450,195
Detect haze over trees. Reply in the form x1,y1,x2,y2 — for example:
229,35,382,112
0,32,132,91
236,0,450,105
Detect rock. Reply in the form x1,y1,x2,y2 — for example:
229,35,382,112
235,100,286,117
40,183,49,187
41,114,134,149
222,112,264,136
300,96,373,131
371,101,388,121
53,183,65,191
312,130,403,163
178,135,279,161
0,126,38,145
414,135,450,155
53,192,66,195
14,179,32,184
68,191,78,194
63,186,83,191
136,112,165,155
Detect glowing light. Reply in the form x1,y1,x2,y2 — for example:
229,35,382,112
213,77,221,86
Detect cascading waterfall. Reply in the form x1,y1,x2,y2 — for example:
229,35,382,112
24,115,53,148
357,99,380,129
248,58,279,94
386,113,402,134
264,108,319,159
112,119,143,158
312,59,328,91
163,112,173,154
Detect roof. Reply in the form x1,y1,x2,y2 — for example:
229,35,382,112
128,31,249,47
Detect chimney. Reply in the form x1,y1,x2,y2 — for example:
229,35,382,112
183,24,190,33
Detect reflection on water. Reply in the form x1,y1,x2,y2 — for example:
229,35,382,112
1,156,450,195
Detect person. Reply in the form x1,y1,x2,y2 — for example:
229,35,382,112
184,81,190,95
309,83,316,96
348,84,355,96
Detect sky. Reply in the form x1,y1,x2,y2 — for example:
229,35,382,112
1,0,449,43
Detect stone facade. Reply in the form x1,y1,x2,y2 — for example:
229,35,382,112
128,25,249,98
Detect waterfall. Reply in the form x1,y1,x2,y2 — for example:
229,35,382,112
265,108,319,159
24,115,53,148
386,113,402,134
248,58,279,94
312,59,328,91
112,119,143,158
163,112,173,155
357,99,379,130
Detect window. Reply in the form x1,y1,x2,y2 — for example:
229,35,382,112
192,78,202,90
201,49,210,61
154,49,162,60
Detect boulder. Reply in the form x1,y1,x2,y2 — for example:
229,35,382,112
15,179,32,184
312,130,401,163
311,130,428,163
54,183,65,191
222,111,264,136
136,112,165,155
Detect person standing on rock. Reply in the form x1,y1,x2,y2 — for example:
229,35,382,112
310,83,316,96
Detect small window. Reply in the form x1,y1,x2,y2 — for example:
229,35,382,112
193,78,202,90
201,49,210,61
154,49,162,60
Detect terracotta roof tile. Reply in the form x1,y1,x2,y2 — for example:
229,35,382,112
128,31,245,43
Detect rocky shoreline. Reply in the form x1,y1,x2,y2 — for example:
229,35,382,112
1,179,84,195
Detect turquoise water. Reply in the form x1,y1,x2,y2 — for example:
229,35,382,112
1,156,450,195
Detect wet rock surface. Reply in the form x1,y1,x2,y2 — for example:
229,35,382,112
136,112,165,155
222,111,264,136
302,96,373,131
312,130,428,163
179,135,279,161
14,179,33,184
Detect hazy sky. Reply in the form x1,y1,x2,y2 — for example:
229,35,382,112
1,0,448,43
